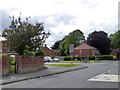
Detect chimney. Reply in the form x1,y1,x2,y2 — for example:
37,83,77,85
45,44,47,47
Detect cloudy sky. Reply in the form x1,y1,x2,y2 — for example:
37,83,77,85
0,0,119,48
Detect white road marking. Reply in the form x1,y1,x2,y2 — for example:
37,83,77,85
88,74,120,82
107,69,114,73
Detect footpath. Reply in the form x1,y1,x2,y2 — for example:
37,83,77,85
1,64,88,85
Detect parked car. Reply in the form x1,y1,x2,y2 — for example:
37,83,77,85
53,58,60,62
44,56,53,62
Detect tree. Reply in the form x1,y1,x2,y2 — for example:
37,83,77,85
2,16,50,55
110,30,120,48
110,30,120,60
59,29,85,56
87,31,111,55
51,40,61,50
59,36,68,56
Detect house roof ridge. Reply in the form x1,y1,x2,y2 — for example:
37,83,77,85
74,42,97,50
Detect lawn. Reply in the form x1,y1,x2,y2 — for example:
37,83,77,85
45,63,80,67
60,60,110,63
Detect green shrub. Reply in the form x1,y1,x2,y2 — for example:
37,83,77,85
99,55,113,60
0,55,2,60
23,45,35,57
0,54,7,60
9,56,15,65
35,50,44,56
23,50,35,57
63,55,113,61
64,56,82,61
10,65,15,73
89,56,95,60
64,56,71,61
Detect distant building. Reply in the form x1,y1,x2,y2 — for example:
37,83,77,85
73,41,99,57
0,41,17,55
42,45,55,57
0,41,10,54
53,49,60,56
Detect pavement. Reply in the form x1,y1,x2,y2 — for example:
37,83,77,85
1,64,88,85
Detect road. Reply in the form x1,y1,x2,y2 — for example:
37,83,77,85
2,61,119,88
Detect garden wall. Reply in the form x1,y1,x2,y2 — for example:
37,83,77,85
15,56,44,74
2,56,10,76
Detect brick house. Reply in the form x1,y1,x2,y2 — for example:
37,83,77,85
1,41,10,52
73,42,99,57
42,45,55,57
0,41,9,54
0,41,17,55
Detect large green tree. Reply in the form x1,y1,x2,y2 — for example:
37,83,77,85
51,40,61,50
59,29,85,56
110,30,120,48
87,31,111,55
110,30,120,60
2,16,50,55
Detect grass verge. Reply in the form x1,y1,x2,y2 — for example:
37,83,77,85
46,64,80,67
60,60,110,63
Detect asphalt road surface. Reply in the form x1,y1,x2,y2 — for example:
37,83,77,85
2,61,119,88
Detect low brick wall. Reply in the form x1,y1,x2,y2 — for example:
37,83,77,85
15,56,44,74
2,56,10,76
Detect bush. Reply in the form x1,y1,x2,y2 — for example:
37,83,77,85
64,56,83,61
23,45,35,57
64,56,71,61
99,55,113,60
0,54,8,60
63,55,113,61
10,65,15,73
35,50,44,56
0,55,2,60
9,56,15,65
88,56,95,60
0,54,7,58
23,50,35,57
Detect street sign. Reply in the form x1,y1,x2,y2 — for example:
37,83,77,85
69,44,74,54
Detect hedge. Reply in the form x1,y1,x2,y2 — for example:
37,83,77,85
99,55,113,60
64,55,113,61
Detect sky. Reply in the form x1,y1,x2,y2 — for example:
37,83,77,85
0,0,119,48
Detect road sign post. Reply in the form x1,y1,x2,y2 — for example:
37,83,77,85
69,44,74,65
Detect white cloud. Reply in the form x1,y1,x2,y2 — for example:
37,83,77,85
0,0,119,47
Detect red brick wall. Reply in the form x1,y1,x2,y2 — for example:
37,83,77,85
1,56,44,75
2,56,10,75
74,49,93,56
15,56,44,74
